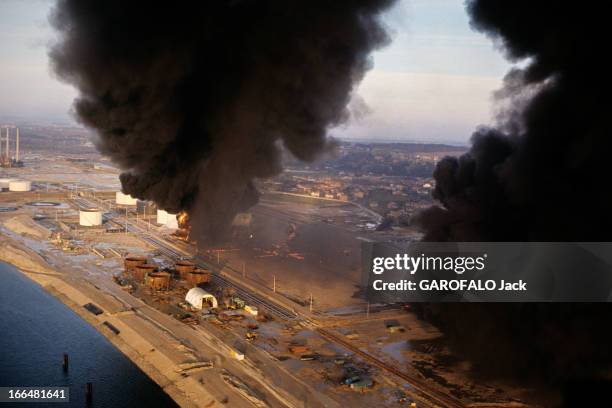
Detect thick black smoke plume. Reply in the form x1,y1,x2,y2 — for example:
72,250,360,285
418,0,612,241
49,0,396,243
415,1,612,403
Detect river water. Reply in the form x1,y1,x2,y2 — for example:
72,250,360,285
0,261,177,407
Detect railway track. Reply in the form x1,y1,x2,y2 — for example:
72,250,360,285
206,271,298,320
317,328,464,408
103,205,462,407
108,214,298,320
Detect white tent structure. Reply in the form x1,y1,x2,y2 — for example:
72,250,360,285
185,287,218,309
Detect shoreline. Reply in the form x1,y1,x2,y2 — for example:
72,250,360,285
0,236,217,408
0,216,345,408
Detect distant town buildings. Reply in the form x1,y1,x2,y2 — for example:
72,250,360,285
260,141,466,230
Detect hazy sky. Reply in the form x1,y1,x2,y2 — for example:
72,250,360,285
0,0,511,143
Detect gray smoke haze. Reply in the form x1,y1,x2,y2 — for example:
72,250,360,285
49,0,396,244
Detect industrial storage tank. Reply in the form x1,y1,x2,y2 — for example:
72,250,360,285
8,180,32,192
187,268,211,286
156,209,168,224
147,271,171,291
133,264,156,283
79,208,103,226
165,213,178,229
124,256,146,274
0,178,14,190
175,260,195,279
115,191,137,205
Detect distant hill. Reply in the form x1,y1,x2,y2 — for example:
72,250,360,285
343,141,468,153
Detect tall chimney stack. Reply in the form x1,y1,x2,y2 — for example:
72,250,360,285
5,128,9,164
15,127,19,163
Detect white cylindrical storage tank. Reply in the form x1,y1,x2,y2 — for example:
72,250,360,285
165,213,178,229
156,209,168,225
79,208,103,226
0,178,14,189
115,191,138,205
8,180,32,192
0,178,15,190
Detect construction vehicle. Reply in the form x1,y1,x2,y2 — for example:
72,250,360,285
229,297,245,309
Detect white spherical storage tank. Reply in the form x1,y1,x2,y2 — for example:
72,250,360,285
8,180,32,192
115,191,138,205
156,209,168,225
165,213,178,229
0,178,14,189
79,208,103,226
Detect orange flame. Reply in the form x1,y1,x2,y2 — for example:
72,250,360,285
177,211,189,229
174,211,191,241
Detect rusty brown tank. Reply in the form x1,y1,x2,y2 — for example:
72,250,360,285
133,264,156,283
147,271,171,291
124,256,146,274
175,260,196,279
187,268,211,286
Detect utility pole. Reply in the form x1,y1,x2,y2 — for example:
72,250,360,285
309,293,313,312
273,275,276,293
